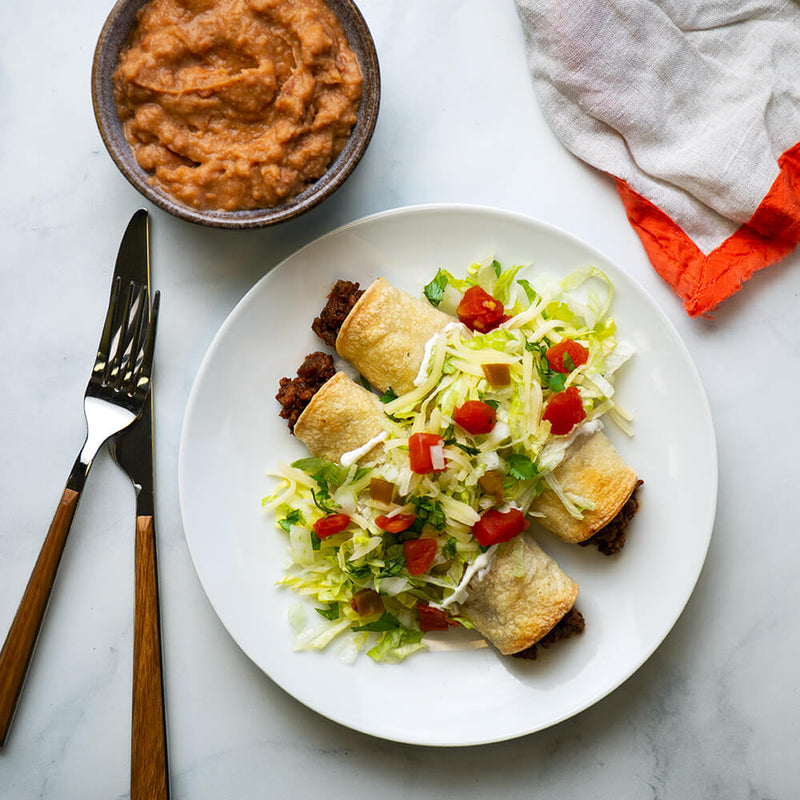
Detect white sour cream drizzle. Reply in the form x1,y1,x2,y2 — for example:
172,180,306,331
413,322,465,387
538,418,603,473
339,431,388,467
436,544,498,610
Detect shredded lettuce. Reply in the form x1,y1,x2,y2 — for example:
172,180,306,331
367,628,427,663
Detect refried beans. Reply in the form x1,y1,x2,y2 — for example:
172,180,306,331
113,0,363,211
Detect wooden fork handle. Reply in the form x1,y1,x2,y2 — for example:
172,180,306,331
131,514,170,800
0,487,80,746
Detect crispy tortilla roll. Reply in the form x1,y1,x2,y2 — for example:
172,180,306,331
335,277,452,395
460,534,579,656
529,431,639,544
294,372,387,465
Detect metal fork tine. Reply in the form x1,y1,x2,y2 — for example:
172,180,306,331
117,284,148,391
94,277,122,379
115,281,139,388
123,293,144,388
106,280,131,387
135,290,160,396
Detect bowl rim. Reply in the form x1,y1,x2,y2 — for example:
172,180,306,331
91,0,381,229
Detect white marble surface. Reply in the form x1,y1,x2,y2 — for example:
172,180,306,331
1,1,798,798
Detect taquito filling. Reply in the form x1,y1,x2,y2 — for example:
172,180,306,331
580,480,643,555
513,607,586,660
311,280,364,347
276,351,335,431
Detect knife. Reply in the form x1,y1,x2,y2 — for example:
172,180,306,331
109,209,170,800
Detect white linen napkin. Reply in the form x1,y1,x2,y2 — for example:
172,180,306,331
514,0,800,315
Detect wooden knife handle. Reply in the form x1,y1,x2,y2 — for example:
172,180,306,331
131,515,170,800
0,487,80,746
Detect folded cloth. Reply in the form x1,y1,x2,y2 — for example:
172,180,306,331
514,0,800,315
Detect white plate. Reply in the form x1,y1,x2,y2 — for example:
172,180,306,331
178,204,717,746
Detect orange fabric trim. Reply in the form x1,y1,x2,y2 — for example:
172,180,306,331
614,141,800,316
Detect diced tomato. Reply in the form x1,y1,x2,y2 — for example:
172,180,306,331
312,513,351,538
471,508,527,547
403,538,438,575
542,385,586,435
417,603,455,632
408,432,446,474
457,286,507,332
545,339,589,373
453,400,497,435
375,513,417,533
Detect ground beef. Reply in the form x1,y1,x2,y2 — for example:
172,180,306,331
513,607,586,661
276,351,336,432
311,280,364,347
580,480,644,556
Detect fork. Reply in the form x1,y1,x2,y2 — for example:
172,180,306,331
0,277,160,745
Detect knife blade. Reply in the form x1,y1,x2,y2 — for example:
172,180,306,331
109,209,170,800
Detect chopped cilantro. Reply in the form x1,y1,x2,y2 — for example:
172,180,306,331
278,509,303,532
311,487,337,514
379,387,398,403
352,612,401,632
345,563,372,580
423,270,449,307
525,341,568,392
451,441,480,456
507,453,538,481
315,603,339,621
410,495,447,531
378,552,406,578
525,340,541,353
442,425,480,456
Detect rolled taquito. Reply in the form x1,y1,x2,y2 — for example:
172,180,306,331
335,277,453,396
528,430,639,545
293,371,388,465
459,534,579,655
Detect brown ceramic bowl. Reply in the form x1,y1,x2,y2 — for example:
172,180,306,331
92,0,380,229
